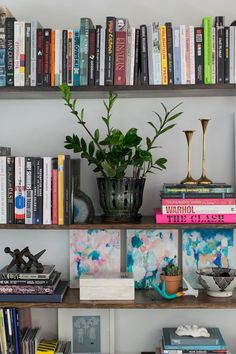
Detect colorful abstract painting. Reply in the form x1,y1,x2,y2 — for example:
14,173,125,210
70,229,120,288
183,229,236,288
127,229,178,288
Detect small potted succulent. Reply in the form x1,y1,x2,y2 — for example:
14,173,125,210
60,84,182,222
160,262,181,294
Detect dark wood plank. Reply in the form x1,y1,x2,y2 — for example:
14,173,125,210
0,289,236,309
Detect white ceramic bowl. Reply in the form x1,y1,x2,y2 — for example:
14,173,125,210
196,268,236,297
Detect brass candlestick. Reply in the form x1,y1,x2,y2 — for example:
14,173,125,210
198,119,212,184
181,130,197,184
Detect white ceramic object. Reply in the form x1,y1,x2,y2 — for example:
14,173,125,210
175,324,210,338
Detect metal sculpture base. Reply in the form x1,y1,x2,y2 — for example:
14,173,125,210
180,176,198,185
197,175,213,184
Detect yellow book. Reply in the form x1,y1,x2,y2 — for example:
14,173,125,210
58,154,64,225
37,339,58,354
160,25,168,85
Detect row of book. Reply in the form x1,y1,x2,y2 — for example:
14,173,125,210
1,8,236,87
155,183,236,224
0,154,80,225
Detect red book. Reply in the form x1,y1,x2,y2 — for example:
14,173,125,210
114,18,127,85
155,208,236,224
52,168,58,225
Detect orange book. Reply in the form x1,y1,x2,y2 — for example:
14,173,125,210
160,25,168,85
51,29,55,86
58,154,64,225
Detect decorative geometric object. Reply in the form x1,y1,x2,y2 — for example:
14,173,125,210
183,229,236,288
127,229,178,288
4,246,46,273
69,229,120,288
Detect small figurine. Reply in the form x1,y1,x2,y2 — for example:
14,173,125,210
151,277,199,300
4,246,46,273
4,246,28,271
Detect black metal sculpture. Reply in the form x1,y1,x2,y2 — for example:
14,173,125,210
4,247,46,273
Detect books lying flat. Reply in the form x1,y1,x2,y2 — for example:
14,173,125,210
0,265,55,280
0,281,68,302
0,271,61,285
164,327,224,346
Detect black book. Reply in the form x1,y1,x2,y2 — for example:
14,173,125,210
194,27,204,84
64,155,71,225
134,28,140,85
215,16,225,83
70,158,81,223
43,28,51,86
224,26,230,83
0,271,61,285
140,24,149,85
62,30,68,84
165,22,174,84
88,28,96,85
6,156,14,224
95,25,102,85
25,22,31,86
36,28,43,86
5,17,16,86
105,16,116,85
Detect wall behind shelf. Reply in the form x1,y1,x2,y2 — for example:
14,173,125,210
1,0,236,353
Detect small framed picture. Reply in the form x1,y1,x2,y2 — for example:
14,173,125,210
58,309,115,354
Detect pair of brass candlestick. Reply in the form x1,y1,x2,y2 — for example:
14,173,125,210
181,119,212,185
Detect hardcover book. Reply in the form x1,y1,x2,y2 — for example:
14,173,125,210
80,18,94,86
0,6,13,86
105,16,116,85
140,24,149,85
0,265,55,280
114,18,127,85
5,17,16,86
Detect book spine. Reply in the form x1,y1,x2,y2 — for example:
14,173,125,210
50,29,55,86
212,27,216,84
0,12,6,86
204,16,212,84
147,25,153,85
25,157,33,224
140,24,149,85
43,157,52,225
162,205,236,214
63,155,71,225
0,285,55,294
67,29,73,85
58,154,64,225
114,19,127,85
55,29,62,86
152,22,161,85
6,156,14,224
73,28,80,86
173,26,181,84
94,25,101,86
216,16,225,83
30,21,40,87
62,29,68,84
185,26,191,84
80,18,90,86
12,309,20,354
35,158,43,224
0,157,7,224
14,21,21,86
88,28,95,85
160,25,168,85
129,27,136,85
189,25,195,84
163,187,233,193
165,22,174,84
105,16,116,85
194,27,204,84
229,26,235,83
99,28,105,86
126,27,132,85
134,28,140,85
14,157,25,224
224,26,230,83
25,23,31,86
162,198,236,205
180,24,186,84
43,28,51,86
70,158,80,223
161,192,234,199
36,28,43,86
52,158,58,225
234,27,236,84
19,21,25,86
5,17,15,86
155,209,236,224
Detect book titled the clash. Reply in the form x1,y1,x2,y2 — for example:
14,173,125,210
0,265,55,280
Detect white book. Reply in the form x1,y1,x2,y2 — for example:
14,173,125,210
15,157,25,224
30,21,42,86
234,26,236,84
212,27,216,84
14,21,22,86
129,27,136,85
126,27,132,85
55,29,62,86
229,26,235,83
99,28,105,86
18,21,25,86
189,25,195,84
43,157,52,225
0,157,7,224
162,204,236,214
147,25,154,85
180,25,186,84
152,22,161,85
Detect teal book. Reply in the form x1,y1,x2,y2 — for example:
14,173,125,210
80,18,94,86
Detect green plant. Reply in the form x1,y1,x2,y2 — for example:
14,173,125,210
60,84,183,179
162,262,181,276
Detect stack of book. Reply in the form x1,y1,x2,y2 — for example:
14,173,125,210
0,265,68,303
36,339,71,354
155,183,236,224
160,327,229,353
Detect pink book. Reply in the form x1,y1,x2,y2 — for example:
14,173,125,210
52,169,58,225
155,208,236,224
185,26,191,84
162,198,236,206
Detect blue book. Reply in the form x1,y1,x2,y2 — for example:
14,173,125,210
0,281,68,303
73,29,80,86
12,309,20,354
163,327,227,351
172,26,181,84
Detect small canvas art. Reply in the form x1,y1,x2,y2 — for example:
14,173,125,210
183,229,236,288
70,229,120,288
127,229,178,288
73,316,101,353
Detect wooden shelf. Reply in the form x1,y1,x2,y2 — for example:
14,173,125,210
0,216,235,230
1,289,236,309
1,84,236,99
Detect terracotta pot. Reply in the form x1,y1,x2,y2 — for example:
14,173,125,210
160,274,181,294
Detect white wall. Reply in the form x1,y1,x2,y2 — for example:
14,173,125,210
1,0,236,353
